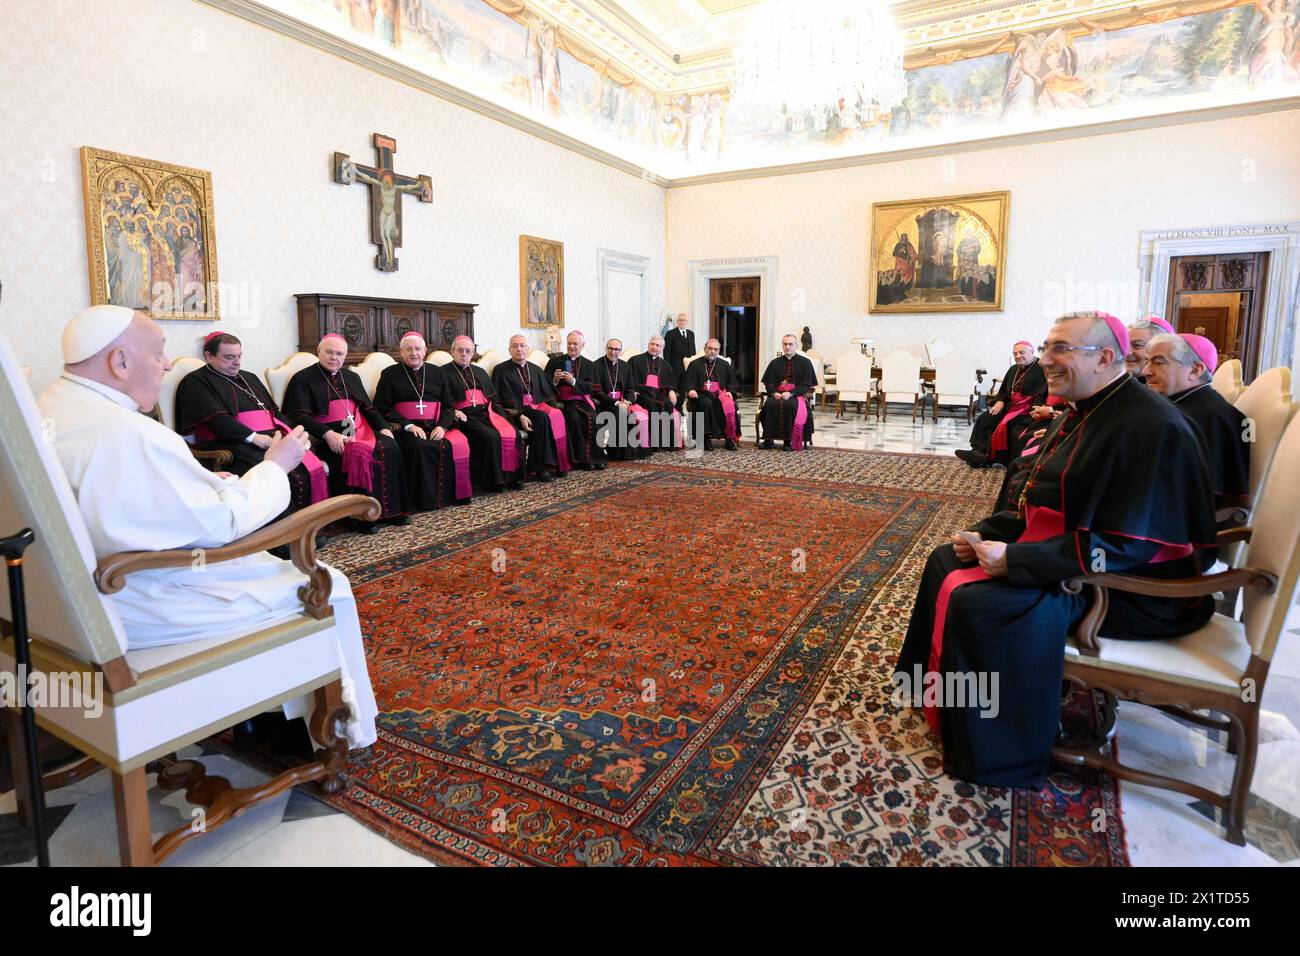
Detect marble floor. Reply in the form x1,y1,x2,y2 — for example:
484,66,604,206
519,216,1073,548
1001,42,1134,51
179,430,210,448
4,400,1296,867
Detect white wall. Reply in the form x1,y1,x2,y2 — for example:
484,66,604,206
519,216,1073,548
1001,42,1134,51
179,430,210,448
0,0,666,391
666,110,1300,375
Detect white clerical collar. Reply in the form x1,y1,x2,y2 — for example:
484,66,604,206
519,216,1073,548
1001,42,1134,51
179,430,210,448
61,371,140,411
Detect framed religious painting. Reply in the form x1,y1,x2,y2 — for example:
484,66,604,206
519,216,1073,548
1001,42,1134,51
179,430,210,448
869,191,1009,313
80,146,220,320
519,234,564,329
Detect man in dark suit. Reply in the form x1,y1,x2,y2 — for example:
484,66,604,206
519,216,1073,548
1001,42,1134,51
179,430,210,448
663,313,696,410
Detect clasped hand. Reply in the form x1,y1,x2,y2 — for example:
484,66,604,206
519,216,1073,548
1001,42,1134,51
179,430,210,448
950,532,1008,576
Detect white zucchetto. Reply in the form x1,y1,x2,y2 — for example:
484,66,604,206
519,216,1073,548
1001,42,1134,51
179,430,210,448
61,305,136,364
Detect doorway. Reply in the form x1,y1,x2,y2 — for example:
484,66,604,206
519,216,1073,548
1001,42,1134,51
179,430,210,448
1165,253,1270,382
709,276,760,393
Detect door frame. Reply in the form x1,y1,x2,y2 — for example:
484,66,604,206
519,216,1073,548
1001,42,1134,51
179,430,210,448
689,255,779,370
1138,221,1300,380
598,248,651,355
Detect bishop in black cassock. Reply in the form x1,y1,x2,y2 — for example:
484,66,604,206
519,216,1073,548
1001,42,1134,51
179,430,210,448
544,332,606,470
628,338,681,452
283,334,410,528
174,332,326,515
1144,332,1250,514
681,338,740,450
373,332,472,509
896,314,1217,789
759,337,815,449
438,336,523,492
492,336,568,481
958,341,1044,467
592,340,646,460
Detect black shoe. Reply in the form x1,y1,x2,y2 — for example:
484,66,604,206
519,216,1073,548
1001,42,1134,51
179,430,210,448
594,461,608,470
761,439,774,449
454,496,472,506
724,439,737,451
384,515,412,526
346,518,379,534
955,449,989,467
703,437,714,451
782,443,793,451
267,544,292,560
530,471,552,483
509,479,524,490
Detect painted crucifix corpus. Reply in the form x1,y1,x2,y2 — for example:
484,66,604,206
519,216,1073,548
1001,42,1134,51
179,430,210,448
333,133,433,272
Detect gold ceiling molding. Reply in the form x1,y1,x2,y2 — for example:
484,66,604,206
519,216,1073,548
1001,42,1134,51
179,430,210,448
905,0,1252,70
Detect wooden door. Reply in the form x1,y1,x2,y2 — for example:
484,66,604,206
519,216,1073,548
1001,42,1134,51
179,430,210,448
1165,252,1269,382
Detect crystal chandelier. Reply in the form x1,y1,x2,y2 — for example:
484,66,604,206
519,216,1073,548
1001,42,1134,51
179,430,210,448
733,0,906,124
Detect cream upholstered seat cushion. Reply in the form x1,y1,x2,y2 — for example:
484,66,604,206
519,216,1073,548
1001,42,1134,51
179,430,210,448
1065,613,1251,692
527,349,550,368
427,350,453,367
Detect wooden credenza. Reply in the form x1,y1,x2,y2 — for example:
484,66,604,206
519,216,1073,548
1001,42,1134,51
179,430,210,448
295,293,476,363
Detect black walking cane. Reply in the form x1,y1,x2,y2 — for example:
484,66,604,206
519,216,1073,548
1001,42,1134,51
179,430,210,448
2,527,50,866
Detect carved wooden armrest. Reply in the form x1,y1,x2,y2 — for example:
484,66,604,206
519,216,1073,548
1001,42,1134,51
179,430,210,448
94,495,380,620
190,448,233,467
1061,565,1277,652
1216,526,1252,545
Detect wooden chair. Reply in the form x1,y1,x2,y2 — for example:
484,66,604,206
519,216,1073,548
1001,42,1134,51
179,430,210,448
833,350,874,419
156,356,231,470
1212,359,1244,404
265,352,317,407
875,350,921,421
930,352,980,424
1053,410,1300,845
351,351,396,401
0,334,377,866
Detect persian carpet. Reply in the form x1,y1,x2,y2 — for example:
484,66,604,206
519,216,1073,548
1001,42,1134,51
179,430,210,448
248,447,1129,866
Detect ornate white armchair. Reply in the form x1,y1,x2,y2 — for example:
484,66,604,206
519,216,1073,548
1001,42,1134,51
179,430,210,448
265,352,318,408
0,334,377,866
1056,411,1300,846
351,351,396,401
1212,358,1244,404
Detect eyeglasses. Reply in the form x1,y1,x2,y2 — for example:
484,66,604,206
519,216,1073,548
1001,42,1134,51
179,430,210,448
607,347,622,352
1038,343,1103,356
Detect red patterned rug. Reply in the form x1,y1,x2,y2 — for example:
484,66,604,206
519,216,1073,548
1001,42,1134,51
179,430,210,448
241,449,1129,866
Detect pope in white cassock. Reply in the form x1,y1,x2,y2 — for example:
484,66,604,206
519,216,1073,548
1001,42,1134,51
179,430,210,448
38,305,378,748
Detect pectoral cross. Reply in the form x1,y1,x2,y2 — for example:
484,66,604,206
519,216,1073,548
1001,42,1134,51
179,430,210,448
416,400,427,415
333,133,433,273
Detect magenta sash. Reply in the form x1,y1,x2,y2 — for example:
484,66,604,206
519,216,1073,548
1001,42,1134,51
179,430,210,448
197,408,328,502
393,400,438,422
630,403,650,449
453,390,518,473
706,382,739,439
524,397,571,473
557,384,596,410
394,401,472,500
989,389,1034,455
924,505,1065,734
644,374,660,389
316,398,377,493
777,385,809,451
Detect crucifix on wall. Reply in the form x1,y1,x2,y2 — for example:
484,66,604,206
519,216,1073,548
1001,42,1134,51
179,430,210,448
333,133,432,272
